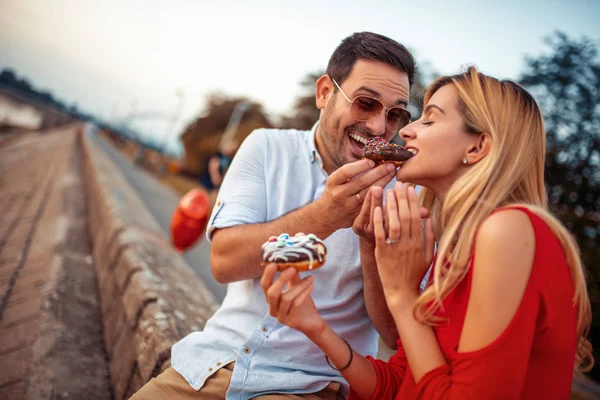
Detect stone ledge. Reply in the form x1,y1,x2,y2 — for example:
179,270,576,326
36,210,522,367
81,129,218,399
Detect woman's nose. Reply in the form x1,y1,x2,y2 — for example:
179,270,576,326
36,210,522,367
399,122,417,141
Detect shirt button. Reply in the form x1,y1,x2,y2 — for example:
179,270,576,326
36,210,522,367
261,326,268,333
244,347,250,354
216,362,222,367
208,367,213,372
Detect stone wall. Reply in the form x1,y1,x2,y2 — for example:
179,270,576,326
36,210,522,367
81,128,218,399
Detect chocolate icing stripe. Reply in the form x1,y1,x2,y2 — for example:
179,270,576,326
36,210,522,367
261,233,326,270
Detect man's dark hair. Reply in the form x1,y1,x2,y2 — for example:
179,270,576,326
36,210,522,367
326,32,416,87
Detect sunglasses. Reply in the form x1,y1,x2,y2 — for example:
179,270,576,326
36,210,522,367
332,78,411,134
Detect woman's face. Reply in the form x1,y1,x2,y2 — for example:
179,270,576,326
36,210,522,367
396,84,479,196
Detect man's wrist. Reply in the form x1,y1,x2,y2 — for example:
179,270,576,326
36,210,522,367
306,200,337,237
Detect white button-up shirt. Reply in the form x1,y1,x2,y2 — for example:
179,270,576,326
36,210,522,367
171,123,380,399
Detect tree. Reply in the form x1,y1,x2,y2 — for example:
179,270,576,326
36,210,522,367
279,71,323,130
179,93,272,175
0,69,18,86
520,31,600,381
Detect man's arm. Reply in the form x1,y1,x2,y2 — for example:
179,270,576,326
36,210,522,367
211,160,397,284
360,238,399,349
352,187,399,347
210,200,337,283
352,186,429,348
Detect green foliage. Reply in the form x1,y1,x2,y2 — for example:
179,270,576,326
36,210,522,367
520,31,600,381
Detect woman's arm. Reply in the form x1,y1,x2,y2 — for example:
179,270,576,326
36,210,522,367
415,210,538,398
309,324,379,399
378,188,538,398
373,184,444,382
261,264,407,400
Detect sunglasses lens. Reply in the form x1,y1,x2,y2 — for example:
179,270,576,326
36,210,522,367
349,95,411,133
351,96,384,120
387,108,411,132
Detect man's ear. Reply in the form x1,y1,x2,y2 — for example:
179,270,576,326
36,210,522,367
315,75,334,110
465,132,492,164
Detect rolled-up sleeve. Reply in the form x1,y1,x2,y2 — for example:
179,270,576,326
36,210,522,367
206,129,268,242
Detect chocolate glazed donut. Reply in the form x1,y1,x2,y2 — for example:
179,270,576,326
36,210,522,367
362,137,414,166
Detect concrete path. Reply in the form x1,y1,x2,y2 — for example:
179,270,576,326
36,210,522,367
0,127,112,399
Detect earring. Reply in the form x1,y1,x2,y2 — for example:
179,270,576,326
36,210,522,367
462,158,468,165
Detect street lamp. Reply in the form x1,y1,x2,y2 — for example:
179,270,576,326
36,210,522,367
160,89,185,174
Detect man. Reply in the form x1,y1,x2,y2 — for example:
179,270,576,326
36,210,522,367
132,31,415,399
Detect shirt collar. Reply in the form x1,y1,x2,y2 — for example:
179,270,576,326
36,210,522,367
308,120,323,167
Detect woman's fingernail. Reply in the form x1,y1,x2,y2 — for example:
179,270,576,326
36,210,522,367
368,160,376,168
373,187,383,198
387,163,396,173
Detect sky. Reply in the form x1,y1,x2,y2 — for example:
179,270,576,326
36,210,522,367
1,0,599,154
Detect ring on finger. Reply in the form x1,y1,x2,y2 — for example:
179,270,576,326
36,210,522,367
385,238,400,245
355,193,363,203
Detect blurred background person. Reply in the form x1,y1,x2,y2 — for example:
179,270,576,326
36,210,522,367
201,140,239,197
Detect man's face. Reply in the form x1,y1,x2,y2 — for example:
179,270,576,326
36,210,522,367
317,59,410,170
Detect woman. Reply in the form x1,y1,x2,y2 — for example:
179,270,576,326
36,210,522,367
261,67,593,399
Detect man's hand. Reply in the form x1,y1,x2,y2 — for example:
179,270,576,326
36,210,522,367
353,186,430,244
316,160,396,231
352,186,385,243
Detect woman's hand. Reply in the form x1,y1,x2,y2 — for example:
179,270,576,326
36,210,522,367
316,160,395,232
373,182,435,307
353,186,429,244
260,264,326,339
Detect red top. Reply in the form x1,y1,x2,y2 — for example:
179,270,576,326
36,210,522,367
350,207,577,399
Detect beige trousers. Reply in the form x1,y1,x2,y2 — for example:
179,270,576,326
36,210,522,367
130,363,343,400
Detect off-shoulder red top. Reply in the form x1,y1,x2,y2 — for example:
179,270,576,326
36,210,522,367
350,207,577,399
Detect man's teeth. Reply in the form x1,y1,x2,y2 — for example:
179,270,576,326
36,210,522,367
349,132,368,145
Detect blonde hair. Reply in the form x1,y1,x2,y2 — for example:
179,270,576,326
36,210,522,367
415,66,593,372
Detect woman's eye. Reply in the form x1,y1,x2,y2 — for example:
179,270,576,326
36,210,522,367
422,121,434,126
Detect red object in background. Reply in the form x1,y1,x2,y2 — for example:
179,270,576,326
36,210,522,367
171,189,209,252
